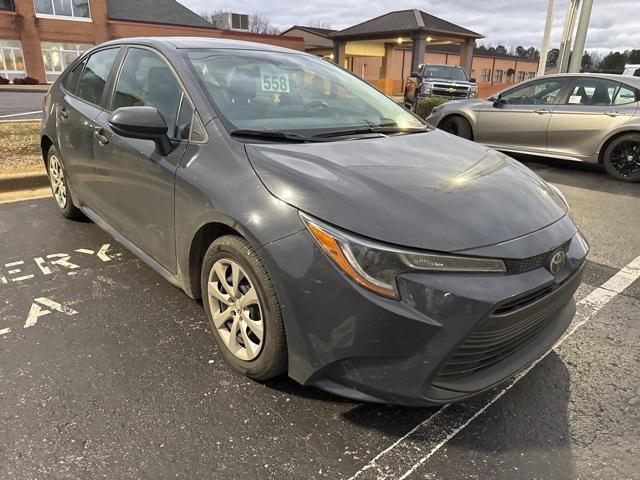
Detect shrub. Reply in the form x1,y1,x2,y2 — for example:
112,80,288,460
0,76,9,85
13,76,40,85
415,97,448,119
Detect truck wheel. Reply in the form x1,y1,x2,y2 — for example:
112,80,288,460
441,116,473,140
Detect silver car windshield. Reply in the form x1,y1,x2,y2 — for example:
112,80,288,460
186,49,423,133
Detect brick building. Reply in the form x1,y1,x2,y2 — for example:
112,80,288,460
0,0,303,83
282,10,540,98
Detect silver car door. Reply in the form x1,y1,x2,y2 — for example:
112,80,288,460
476,77,568,153
547,77,638,160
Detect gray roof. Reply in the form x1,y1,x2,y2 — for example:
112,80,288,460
281,26,337,38
107,0,215,29
331,9,482,40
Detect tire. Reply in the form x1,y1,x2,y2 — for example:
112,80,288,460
46,146,84,220
602,133,640,182
201,235,287,380
440,115,473,140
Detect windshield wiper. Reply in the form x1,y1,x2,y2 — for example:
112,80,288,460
230,129,312,142
312,125,428,139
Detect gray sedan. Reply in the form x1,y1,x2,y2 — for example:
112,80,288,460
42,37,588,406
427,74,640,182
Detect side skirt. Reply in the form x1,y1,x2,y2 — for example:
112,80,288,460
79,205,184,290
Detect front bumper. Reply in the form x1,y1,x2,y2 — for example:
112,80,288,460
261,216,587,406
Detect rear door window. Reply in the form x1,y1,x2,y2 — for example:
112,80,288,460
62,58,86,94
565,78,637,106
112,48,183,138
77,48,119,107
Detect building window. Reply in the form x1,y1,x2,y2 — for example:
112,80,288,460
517,71,525,82
34,0,91,20
481,69,491,82
494,69,504,83
0,0,14,11
231,13,249,30
0,39,26,81
41,42,92,83
528,72,536,79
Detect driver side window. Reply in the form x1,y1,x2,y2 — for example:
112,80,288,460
501,78,566,105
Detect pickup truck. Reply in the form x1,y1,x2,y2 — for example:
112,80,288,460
404,64,477,110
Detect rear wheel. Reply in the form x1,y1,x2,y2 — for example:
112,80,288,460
46,146,84,220
201,235,287,380
440,115,473,140
603,133,640,182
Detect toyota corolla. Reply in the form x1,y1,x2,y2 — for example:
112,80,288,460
41,37,588,406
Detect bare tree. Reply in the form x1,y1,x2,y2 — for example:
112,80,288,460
200,9,226,26
310,19,332,30
249,13,281,35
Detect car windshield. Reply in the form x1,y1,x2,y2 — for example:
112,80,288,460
185,49,423,134
423,66,468,81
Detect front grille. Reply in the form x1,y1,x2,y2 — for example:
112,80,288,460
433,268,581,382
431,83,469,98
503,240,571,274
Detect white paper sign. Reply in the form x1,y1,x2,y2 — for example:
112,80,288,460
568,95,583,104
260,70,290,93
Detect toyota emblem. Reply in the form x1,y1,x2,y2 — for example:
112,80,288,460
548,249,566,275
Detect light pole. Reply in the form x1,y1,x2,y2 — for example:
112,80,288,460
568,0,594,72
538,0,556,76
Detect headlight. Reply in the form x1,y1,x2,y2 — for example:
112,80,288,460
420,82,433,94
468,85,477,98
300,213,507,300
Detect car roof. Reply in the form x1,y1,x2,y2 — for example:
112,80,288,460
97,36,304,55
542,72,640,88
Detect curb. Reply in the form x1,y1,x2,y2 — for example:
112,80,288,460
0,118,41,124
0,85,50,93
0,171,49,192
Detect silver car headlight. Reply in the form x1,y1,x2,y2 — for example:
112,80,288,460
300,213,506,299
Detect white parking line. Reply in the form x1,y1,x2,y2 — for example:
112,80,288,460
0,110,42,119
348,255,640,480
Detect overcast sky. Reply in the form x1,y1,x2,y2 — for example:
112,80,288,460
178,0,639,53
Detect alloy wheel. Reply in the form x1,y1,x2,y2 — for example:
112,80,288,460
207,259,264,361
610,140,640,178
48,154,67,208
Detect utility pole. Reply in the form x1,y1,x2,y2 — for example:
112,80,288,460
558,0,580,73
568,0,594,72
538,0,556,76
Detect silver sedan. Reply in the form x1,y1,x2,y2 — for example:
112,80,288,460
426,73,640,182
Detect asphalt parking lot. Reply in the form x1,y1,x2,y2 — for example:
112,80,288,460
0,91,45,120
1,159,639,479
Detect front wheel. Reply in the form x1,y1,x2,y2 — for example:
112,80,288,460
46,146,84,219
201,235,287,380
603,133,640,182
440,116,473,140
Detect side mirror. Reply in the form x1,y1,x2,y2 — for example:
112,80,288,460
493,95,506,108
108,106,173,156
411,71,420,78
469,77,477,83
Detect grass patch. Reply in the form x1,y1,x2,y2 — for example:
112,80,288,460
0,121,43,175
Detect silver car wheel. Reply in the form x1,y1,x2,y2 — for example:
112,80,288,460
207,259,264,361
48,154,67,209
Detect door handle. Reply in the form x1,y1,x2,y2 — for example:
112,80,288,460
605,111,622,117
94,128,109,146
59,107,69,119
533,109,551,115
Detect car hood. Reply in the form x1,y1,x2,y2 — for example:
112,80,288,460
246,130,568,252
